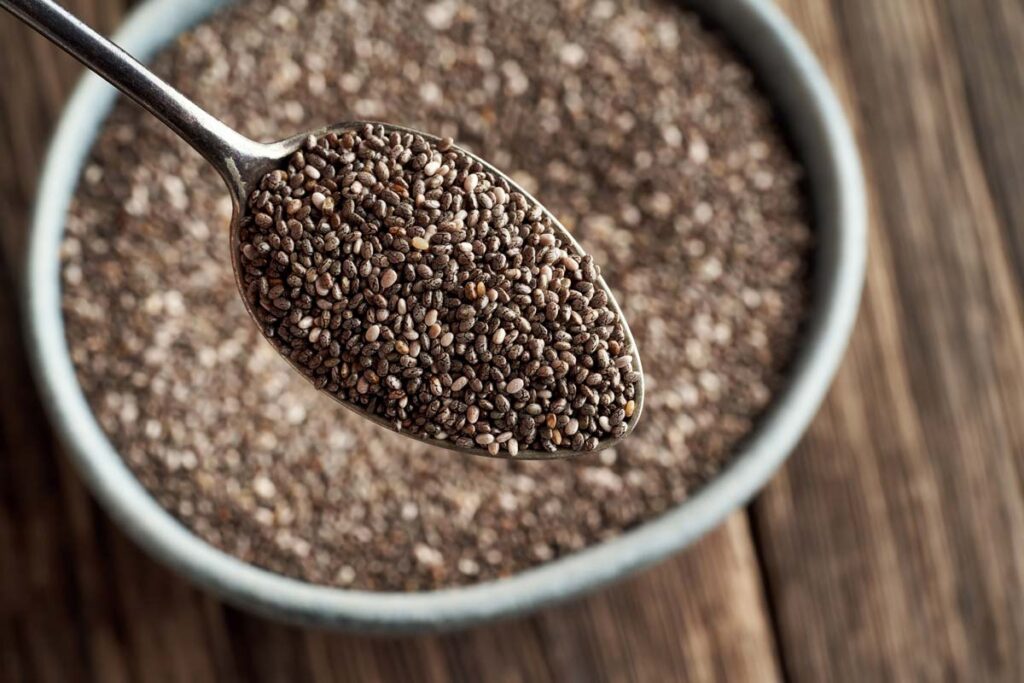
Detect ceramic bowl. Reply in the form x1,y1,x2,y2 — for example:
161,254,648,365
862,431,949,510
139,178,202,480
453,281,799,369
24,0,865,631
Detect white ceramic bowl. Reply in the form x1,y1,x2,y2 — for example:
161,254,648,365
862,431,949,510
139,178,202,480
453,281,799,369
24,0,865,632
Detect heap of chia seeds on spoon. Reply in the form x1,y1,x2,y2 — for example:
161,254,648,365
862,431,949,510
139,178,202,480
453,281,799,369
239,125,640,456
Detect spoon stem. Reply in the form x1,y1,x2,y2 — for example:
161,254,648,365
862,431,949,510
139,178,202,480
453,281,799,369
1,0,265,187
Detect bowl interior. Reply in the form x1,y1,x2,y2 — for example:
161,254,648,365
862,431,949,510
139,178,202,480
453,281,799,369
24,0,865,631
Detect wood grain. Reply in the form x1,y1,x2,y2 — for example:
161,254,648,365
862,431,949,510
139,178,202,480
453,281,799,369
941,0,1024,289
3,0,1024,680
756,0,1024,680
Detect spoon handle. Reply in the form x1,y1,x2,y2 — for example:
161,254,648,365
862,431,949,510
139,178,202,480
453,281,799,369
0,0,265,186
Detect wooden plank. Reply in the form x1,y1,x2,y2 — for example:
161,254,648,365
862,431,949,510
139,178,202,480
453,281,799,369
939,0,1024,289
3,24,84,264
0,2,783,681
755,0,1024,680
0,266,91,683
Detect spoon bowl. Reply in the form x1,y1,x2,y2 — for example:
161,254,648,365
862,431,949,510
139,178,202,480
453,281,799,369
226,121,645,460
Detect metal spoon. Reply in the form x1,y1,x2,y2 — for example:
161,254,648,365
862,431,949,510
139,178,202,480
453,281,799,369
4,0,645,459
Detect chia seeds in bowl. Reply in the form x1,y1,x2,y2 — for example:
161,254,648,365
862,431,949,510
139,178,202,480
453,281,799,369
34,0,863,626
62,0,809,590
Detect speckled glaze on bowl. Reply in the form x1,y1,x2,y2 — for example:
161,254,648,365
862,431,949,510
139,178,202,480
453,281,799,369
23,0,866,632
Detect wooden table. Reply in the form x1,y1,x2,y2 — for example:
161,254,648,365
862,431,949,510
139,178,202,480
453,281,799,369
3,1,1023,680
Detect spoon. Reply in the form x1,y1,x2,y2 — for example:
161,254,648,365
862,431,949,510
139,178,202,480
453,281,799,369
4,0,645,459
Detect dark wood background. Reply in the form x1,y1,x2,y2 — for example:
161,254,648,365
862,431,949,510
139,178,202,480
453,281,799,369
3,0,1024,680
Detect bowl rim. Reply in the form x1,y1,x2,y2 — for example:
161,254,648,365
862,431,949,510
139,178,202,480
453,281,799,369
23,0,866,632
